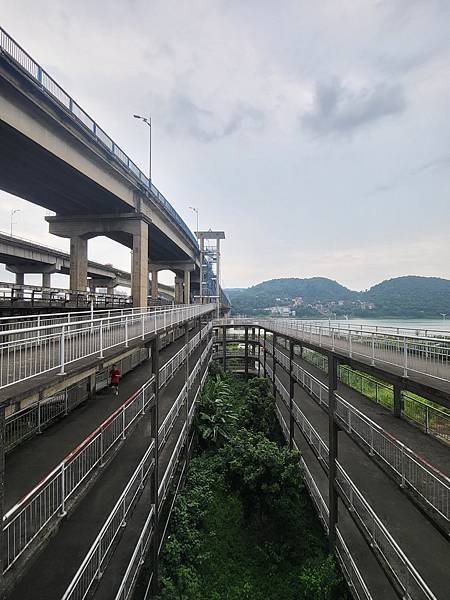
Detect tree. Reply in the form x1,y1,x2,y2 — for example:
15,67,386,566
220,430,303,529
197,375,239,447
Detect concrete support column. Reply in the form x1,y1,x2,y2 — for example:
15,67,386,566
42,272,51,288
222,327,227,371
244,326,249,376
272,333,277,397
107,284,114,296
289,341,295,450
393,384,403,418
174,276,183,304
15,272,24,286
328,354,339,552
151,270,159,302
150,336,160,595
89,281,96,293
184,270,191,305
70,236,88,291
257,328,261,376
263,329,267,376
131,220,148,308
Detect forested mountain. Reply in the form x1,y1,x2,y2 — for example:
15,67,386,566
226,276,450,318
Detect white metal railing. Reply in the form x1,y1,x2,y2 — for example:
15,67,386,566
215,318,450,383
293,343,450,446
2,330,212,572
269,345,450,523
0,304,214,389
3,377,154,572
275,404,373,600
64,344,213,600
61,442,156,600
272,377,438,600
5,387,82,451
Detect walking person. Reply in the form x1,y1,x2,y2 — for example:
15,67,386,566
110,364,121,396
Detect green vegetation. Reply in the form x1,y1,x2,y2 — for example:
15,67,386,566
301,348,450,420
227,275,450,318
157,371,349,600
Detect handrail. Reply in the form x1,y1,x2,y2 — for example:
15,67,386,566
268,344,450,522
272,374,438,599
215,318,450,383
275,405,374,600
2,328,211,571
0,27,198,251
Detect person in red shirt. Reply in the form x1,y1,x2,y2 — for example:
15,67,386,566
110,364,121,395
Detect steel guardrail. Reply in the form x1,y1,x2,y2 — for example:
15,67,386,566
62,342,213,600
2,328,211,572
0,27,198,251
271,373,438,600
0,304,214,389
267,344,450,523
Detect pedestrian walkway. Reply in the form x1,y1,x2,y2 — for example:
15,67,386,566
7,334,209,599
266,352,450,600
5,327,193,511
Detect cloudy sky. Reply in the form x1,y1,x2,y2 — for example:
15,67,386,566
1,0,449,291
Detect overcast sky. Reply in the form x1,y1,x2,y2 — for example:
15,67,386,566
1,0,449,291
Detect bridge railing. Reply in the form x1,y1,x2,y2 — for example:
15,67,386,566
0,27,198,251
275,405,373,600
62,341,213,600
113,350,211,600
216,318,450,383
269,345,450,524
271,374,438,600
2,329,212,572
0,304,214,389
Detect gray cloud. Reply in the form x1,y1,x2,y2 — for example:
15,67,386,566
301,78,407,136
164,94,265,143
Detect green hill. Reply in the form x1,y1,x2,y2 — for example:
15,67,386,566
226,275,450,318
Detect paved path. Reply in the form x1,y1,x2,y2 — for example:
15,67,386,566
5,325,193,511
7,330,208,599
266,352,450,600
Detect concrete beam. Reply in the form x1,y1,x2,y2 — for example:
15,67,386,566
5,263,61,274
149,261,196,272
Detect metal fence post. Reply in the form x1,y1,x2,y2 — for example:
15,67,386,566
289,341,295,450
328,353,339,553
403,337,408,377
59,325,66,374
222,326,227,371
150,335,160,595
99,320,104,358
245,326,249,376
59,462,67,516
125,319,129,347
0,406,5,596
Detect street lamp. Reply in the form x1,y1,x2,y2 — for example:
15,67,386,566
133,114,152,181
10,208,20,237
189,206,199,235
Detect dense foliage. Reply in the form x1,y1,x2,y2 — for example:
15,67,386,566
227,275,450,318
156,372,349,600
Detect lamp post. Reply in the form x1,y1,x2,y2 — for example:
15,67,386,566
133,114,152,181
189,206,199,235
10,209,20,237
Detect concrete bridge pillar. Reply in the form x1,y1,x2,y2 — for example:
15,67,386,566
131,220,148,308
174,275,183,304
184,270,191,304
15,272,24,286
47,213,150,308
151,270,159,302
70,236,88,291
42,272,51,288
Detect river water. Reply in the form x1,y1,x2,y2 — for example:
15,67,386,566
333,318,450,333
